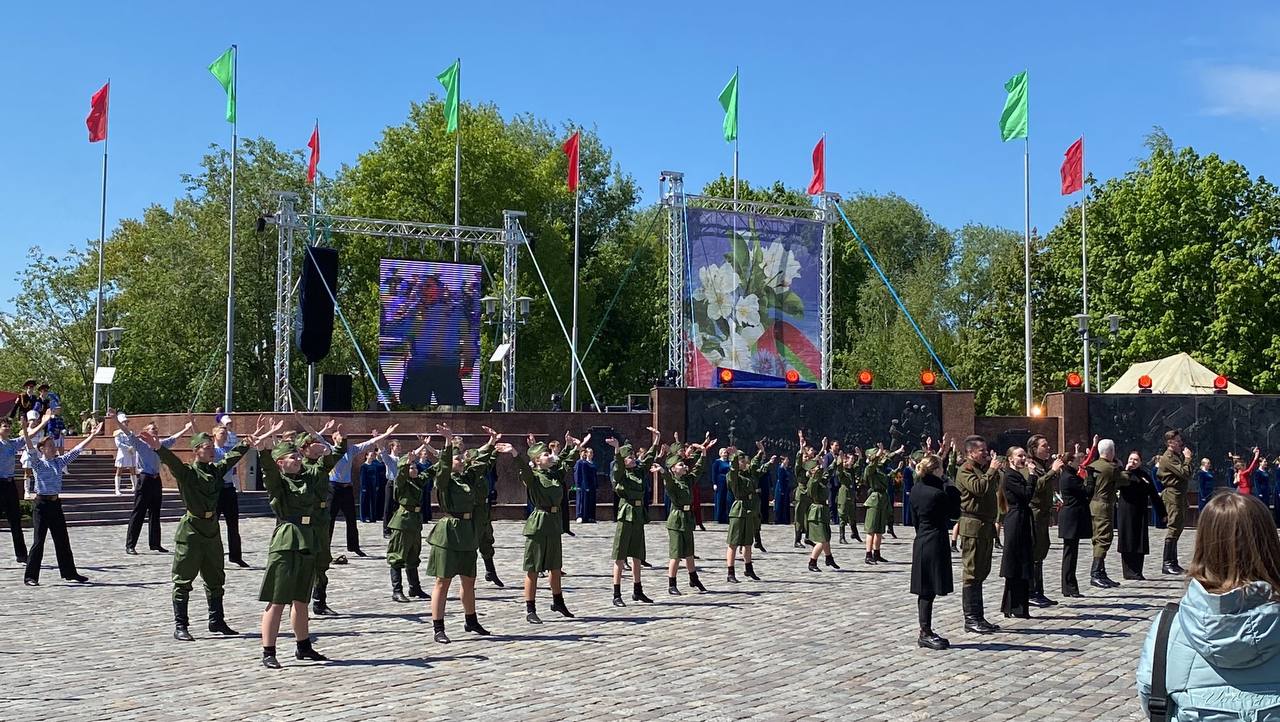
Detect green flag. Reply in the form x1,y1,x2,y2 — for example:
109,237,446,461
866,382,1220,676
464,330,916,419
437,59,460,133
718,70,738,142
209,46,236,124
999,70,1028,141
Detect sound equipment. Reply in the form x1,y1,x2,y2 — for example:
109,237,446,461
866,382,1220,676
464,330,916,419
297,246,338,363
318,373,352,412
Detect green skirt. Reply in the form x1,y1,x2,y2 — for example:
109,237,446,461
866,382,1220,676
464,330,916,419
386,527,422,570
864,493,887,534
668,527,695,560
726,515,757,547
839,501,858,526
522,532,563,573
808,518,831,543
427,544,477,579
258,549,315,604
612,520,646,562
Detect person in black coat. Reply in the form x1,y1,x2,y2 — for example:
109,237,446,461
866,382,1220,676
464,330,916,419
999,447,1036,619
908,453,960,650
1117,450,1166,580
1057,448,1093,597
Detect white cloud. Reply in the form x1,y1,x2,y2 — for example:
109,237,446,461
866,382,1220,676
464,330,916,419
1198,64,1280,118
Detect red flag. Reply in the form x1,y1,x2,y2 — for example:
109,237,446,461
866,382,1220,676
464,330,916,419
87,82,109,143
563,130,580,193
806,136,825,195
1060,137,1083,195
306,123,320,185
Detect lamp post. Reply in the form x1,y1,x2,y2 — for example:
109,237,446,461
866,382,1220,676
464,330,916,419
98,326,124,410
1071,314,1121,392
479,294,533,410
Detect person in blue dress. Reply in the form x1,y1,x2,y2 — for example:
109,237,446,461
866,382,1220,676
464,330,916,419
711,447,731,524
902,453,918,527
358,450,386,522
574,446,598,523
1195,458,1215,512
1252,457,1271,511
415,447,434,522
773,457,792,525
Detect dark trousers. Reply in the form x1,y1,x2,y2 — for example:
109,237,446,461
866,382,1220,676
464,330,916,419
329,484,360,551
382,483,396,535
125,473,163,551
216,485,242,562
359,479,377,521
561,485,571,534
1061,538,1081,593
0,478,27,561
1121,552,1145,578
1001,578,1030,617
25,497,77,582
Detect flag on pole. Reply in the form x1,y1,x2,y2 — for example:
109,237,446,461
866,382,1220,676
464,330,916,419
718,70,739,142
87,82,109,143
209,47,236,123
999,71,1028,141
806,136,825,195
437,59,460,133
307,123,321,185
1060,137,1083,195
563,130,580,193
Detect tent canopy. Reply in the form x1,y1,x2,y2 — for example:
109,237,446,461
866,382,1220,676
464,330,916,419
1104,352,1250,395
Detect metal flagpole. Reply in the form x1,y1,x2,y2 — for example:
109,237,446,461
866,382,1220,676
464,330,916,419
92,83,109,417
223,45,238,411
1022,137,1033,414
569,131,581,412
308,170,318,411
732,66,739,204
1080,135,1090,393
453,58,461,262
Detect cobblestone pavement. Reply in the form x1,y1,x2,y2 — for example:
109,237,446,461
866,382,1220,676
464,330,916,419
1,518,1192,721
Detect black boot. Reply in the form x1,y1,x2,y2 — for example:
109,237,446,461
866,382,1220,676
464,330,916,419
640,560,654,568
1097,559,1120,588
173,599,193,641
825,554,840,569
612,583,625,607
726,566,739,583
793,530,803,549
632,582,653,603
970,585,1000,633
311,579,336,616
390,567,410,602
688,571,707,593
753,532,767,553
483,556,505,588
295,636,328,661
207,597,238,635
406,568,430,599
918,628,949,650
874,549,888,563
865,551,876,565
1029,562,1057,607
808,558,820,572
950,539,959,552
744,563,761,581
261,645,281,669
433,618,450,644
464,613,490,636
550,594,574,618
839,529,848,544
887,526,898,539
1162,539,1184,575
851,527,863,543
668,576,682,596
525,599,542,624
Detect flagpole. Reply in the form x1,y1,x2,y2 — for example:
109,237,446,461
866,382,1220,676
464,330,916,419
569,133,581,412
308,125,318,412
1080,135,1090,393
91,81,109,418
1023,137,1033,414
732,65,739,205
223,44,237,412
453,58,461,262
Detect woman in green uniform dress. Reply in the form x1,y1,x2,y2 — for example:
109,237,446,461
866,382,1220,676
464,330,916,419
256,421,330,670
661,439,712,594
384,438,430,603
793,431,818,548
863,445,904,564
805,456,841,570
837,451,862,544
725,441,771,582
516,431,586,624
607,427,660,607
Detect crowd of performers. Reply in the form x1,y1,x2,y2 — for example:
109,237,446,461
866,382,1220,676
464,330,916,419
3,409,1206,667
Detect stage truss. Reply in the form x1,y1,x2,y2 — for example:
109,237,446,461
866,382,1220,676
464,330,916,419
659,172,839,389
266,192,529,412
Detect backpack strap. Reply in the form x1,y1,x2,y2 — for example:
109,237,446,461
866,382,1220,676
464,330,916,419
1147,602,1180,722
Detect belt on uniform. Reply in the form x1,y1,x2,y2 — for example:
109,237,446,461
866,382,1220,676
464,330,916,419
538,506,559,513
36,494,59,501
198,511,214,519
319,501,328,508
632,500,644,507
331,482,352,487
960,511,992,522
401,504,422,513
681,505,691,511
282,515,312,526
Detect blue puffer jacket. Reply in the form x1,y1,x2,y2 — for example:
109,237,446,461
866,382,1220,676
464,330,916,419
1137,580,1280,720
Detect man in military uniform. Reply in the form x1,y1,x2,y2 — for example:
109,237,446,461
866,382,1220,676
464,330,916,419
1155,429,1193,574
1086,438,1126,588
149,425,251,641
1024,434,1061,607
954,435,1003,634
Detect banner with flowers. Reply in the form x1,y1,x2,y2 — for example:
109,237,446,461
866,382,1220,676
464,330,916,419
685,208,823,386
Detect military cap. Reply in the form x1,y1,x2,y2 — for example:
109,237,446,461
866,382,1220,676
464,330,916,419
271,442,297,461
190,432,214,450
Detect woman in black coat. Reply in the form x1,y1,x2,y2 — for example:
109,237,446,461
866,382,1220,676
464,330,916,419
999,447,1035,619
1057,451,1093,598
908,453,960,651
1116,450,1165,580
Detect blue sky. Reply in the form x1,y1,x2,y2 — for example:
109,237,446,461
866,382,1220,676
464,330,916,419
2,1,1278,304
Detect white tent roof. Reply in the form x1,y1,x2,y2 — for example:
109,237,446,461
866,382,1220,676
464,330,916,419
1105,352,1250,395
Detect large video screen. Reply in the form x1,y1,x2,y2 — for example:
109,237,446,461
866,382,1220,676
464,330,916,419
378,259,483,406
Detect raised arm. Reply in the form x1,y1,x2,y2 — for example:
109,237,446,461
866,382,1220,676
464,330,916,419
68,421,103,455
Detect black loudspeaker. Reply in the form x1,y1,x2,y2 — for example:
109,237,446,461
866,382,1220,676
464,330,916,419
297,246,338,363
318,373,352,412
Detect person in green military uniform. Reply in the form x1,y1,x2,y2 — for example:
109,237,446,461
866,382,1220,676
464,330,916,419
954,434,1004,634
658,438,712,595
464,426,505,589
1024,434,1062,607
288,414,342,616
837,449,863,544
792,431,818,548
1156,429,1193,575
725,440,772,583
803,455,841,571
516,430,586,623
147,421,254,642
606,427,661,607
862,444,904,565
1085,438,1127,589
255,425,331,669
382,438,431,603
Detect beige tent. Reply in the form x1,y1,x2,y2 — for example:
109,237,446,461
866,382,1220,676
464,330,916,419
1105,352,1250,395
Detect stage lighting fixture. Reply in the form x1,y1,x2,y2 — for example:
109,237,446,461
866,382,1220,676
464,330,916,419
1138,374,1153,394
718,368,734,387
785,369,800,387
857,369,874,389
920,370,937,388
1213,375,1229,395
1066,372,1084,391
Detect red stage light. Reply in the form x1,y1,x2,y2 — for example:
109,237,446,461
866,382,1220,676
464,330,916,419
857,369,874,389
1213,374,1228,394
1066,372,1084,390
1138,374,1152,390
718,368,734,387
784,369,800,386
920,370,937,388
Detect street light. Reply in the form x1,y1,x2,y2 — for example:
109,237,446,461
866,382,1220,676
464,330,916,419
96,326,125,410
516,296,533,324
479,294,499,321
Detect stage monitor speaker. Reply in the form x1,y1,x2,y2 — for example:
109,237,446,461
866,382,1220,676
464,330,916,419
318,373,352,412
297,246,339,363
